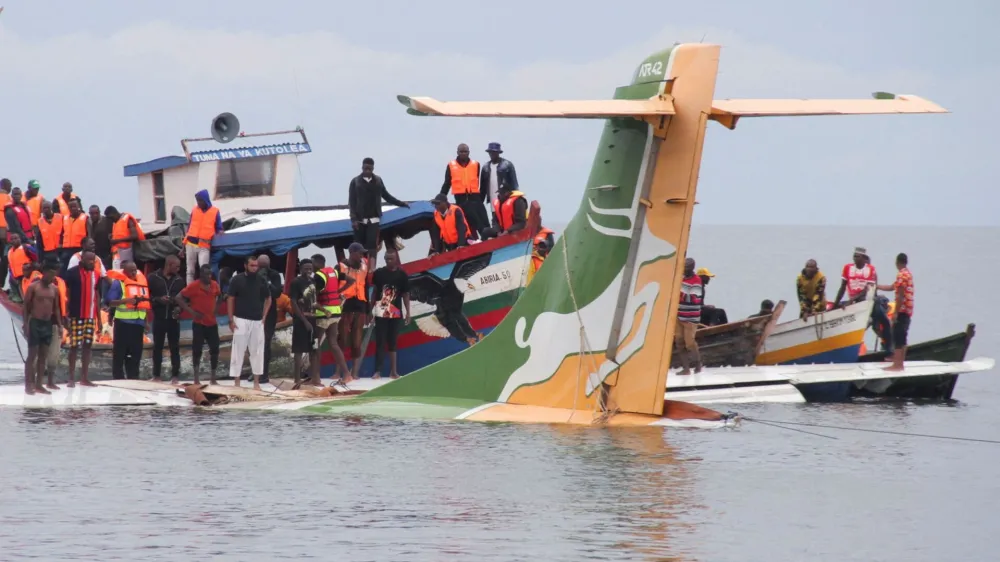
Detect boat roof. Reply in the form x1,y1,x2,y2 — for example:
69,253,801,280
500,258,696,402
123,136,313,177
211,202,435,258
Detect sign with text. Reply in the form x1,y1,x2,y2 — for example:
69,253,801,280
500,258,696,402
189,142,312,163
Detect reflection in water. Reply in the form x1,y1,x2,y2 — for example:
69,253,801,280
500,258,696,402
546,425,702,561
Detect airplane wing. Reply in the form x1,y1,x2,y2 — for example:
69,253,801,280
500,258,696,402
709,93,948,129
397,95,675,119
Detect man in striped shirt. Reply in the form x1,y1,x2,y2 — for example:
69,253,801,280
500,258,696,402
676,257,703,375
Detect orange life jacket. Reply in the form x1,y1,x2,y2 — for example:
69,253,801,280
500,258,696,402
448,159,480,195
185,205,220,248
3,201,32,242
54,195,75,216
339,261,368,302
111,213,146,252
62,214,88,248
22,270,40,297
534,227,554,246
25,196,44,226
316,267,342,314
492,192,525,231
20,271,64,315
0,192,9,228
7,245,29,278
37,214,63,252
433,204,470,245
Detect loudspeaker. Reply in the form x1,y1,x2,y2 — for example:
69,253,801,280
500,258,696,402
211,112,240,143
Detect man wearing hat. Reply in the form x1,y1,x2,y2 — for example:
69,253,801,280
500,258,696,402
833,246,877,307
439,143,489,239
480,142,519,207
429,193,470,254
696,267,729,326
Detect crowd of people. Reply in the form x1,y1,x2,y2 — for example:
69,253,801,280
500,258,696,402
4,140,557,394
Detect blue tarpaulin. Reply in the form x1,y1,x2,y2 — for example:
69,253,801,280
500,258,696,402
210,202,436,261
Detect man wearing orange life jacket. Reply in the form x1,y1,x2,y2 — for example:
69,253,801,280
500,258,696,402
438,143,489,240
0,178,11,290
429,193,471,254
35,200,63,265
483,182,528,240
534,227,555,249
527,239,550,285
106,205,146,270
3,187,34,246
310,253,352,384
6,233,37,302
24,180,44,228
53,182,82,217
184,189,223,284
66,237,106,278
105,261,152,380
336,243,369,383
61,200,91,269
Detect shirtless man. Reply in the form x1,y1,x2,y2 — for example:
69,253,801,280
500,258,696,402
22,259,64,394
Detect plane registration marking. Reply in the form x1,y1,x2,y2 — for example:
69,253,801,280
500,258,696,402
636,61,664,79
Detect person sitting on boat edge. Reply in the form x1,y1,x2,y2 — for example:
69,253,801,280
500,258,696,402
289,258,321,387
481,182,527,240
176,264,224,385
440,143,489,240
311,253,352,384
348,157,410,272
748,299,774,318
337,243,369,383
370,249,411,380
696,267,728,326
61,250,102,388
429,193,471,254
876,252,914,372
184,189,224,285
675,257,704,375
105,261,152,380
796,259,827,320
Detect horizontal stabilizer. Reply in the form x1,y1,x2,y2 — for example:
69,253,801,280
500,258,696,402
397,95,675,119
709,94,948,129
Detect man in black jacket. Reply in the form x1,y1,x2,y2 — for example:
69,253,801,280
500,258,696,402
256,254,284,383
148,255,185,383
480,142,519,208
348,157,409,271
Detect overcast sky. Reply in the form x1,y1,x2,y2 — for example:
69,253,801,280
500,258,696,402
0,1,996,226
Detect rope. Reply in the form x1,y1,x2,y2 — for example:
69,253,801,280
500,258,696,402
10,316,26,364
556,232,604,423
746,417,1000,445
813,310,825,341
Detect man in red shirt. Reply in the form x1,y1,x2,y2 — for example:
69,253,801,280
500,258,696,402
175,264,223,385
833,247,877,307
676,257,704,375
877,253,914,371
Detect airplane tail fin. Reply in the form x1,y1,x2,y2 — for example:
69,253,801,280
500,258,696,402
364,44,948,422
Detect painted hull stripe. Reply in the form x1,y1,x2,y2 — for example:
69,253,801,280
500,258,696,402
756,330,866,365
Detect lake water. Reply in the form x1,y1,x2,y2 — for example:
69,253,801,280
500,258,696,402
1,225,998,561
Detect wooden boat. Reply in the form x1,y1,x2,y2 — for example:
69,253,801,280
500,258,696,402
211,200,549,379
670,301,786,368
852,323,977,400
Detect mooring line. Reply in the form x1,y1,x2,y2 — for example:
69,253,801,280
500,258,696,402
747,418,838,440
745,417,1000,445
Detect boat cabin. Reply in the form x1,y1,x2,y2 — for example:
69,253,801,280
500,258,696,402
122,129,311,232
